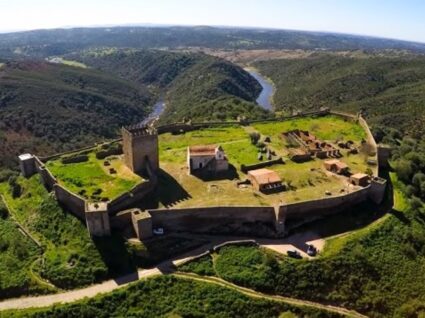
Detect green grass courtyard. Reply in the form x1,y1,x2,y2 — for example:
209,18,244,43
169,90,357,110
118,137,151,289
156,115,373,207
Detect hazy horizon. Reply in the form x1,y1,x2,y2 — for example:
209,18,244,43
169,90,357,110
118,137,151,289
1,22,425,45
0,0,424,43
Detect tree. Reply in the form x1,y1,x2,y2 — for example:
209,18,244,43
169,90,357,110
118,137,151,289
249,132,260,145
395,160,413,183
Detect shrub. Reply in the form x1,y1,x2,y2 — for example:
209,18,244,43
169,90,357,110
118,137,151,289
8,176,22,199
0,201,8,219
249,132,260,145
0,169,18,183
95,143,123,160
61,154,89,164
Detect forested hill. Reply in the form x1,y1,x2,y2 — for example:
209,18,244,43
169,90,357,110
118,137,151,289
67,49,199,88
0,61,154,168
254,54,425,137
69,49,268,123
1,26,425,59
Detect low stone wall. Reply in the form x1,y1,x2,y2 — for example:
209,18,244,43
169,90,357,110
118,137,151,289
149,206,276,236
53,184,85,220
156,110,330,134
241,157,284,173
39,139,122,162
108,160,158,215
329,110,357,121
108,181,156,214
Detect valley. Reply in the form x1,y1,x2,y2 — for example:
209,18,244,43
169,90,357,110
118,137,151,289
0,23,424,318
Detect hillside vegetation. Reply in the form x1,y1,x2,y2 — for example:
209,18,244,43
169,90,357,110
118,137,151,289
0,175,109,294
180,175,425,318
0,61,154,168
0,199,45,299
1,26,425,59
4,276,342,318
69,49,269,123
254,54,425,137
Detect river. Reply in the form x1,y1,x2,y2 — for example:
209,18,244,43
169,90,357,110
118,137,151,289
140,99,165,126
246,69,275,111
143,68,273,125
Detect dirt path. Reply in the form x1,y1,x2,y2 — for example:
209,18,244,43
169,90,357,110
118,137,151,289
0,240,219,311
0,233,326,312
174,273,368,318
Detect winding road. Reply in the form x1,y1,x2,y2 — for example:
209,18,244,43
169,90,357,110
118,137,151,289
0,235,366,317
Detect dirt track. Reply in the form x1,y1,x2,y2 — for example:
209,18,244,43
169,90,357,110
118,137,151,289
0,233,329,312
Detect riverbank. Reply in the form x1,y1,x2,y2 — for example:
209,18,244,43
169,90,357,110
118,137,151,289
245,66,276,111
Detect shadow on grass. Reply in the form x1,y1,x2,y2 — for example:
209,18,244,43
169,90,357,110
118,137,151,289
191,164,239,182
92,233,209,284
93,233,138,284
157,169,192,208
287,168,395,241
132,169,191,210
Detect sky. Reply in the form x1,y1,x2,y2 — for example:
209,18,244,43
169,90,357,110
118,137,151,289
0,0,424,43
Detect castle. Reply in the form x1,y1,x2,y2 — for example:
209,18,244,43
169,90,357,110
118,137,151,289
18,110,389,241
122,124,159,174
19,123,160,238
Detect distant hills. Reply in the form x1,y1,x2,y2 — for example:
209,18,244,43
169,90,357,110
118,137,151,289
0,26,425,59
1,26,425,167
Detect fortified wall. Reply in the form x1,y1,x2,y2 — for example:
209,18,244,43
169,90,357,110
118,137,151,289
18,126,159,237
19,109,388,239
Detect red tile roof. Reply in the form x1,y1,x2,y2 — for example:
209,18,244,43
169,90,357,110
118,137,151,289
350,173,369,180
189,145,217,156
248,168,282,185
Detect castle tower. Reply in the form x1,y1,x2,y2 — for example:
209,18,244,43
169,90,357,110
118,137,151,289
369,177,387,205
377,144,392,169
18,153,37,178
122,125,159,174
85,202,111,237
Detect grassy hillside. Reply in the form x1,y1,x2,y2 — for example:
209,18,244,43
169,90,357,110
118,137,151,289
0,199,46,299
69,49,269,123
4,276,342,318
254,54,425,137
0,176,109,292
0,61,154,169
1,26,425,59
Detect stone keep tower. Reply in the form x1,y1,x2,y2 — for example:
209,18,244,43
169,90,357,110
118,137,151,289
122,125,159,174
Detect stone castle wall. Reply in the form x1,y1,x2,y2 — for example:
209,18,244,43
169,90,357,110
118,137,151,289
34,156,57,191
53,184,86,220
23,110,388,239
145,186,374,237
278,186,370,221
148,206,277,236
